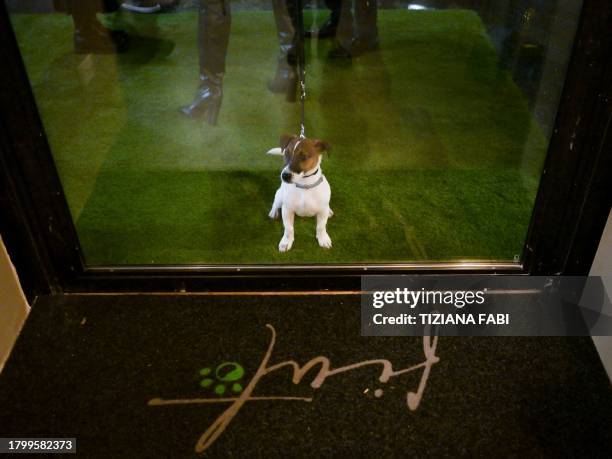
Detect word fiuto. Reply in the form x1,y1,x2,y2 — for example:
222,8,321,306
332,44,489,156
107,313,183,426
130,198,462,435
148,324,440,454
372,288,486,309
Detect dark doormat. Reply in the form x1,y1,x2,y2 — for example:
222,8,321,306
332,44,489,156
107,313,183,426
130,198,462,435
0,294,611,457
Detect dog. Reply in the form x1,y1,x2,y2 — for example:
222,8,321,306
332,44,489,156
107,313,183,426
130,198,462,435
267,133,333,252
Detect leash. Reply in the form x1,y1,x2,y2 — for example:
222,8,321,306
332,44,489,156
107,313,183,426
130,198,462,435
275,4,324,190
296,0,306,139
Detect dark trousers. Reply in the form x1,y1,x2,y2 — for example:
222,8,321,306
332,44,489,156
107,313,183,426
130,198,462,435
336,0,378,47
198,0,297,75
271,0,301,69
54,0,119,32
53,0,119,14
197,0,232,75
325,0,342,27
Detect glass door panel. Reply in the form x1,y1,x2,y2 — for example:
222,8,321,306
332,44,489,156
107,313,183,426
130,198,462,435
5,0,582,266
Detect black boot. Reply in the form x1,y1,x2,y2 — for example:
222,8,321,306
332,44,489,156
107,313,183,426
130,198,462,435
329,0,378,58
180,0,230,125
180,71,223,125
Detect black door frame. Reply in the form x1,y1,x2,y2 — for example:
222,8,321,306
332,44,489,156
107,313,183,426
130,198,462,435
1,1,610,298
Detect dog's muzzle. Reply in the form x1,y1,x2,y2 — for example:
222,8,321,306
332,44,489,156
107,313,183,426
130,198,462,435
281,169,293,183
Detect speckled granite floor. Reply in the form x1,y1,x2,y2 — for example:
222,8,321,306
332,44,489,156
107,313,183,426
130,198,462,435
0,294,611,457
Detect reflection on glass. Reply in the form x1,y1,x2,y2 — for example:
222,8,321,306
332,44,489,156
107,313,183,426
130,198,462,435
6,0,582,265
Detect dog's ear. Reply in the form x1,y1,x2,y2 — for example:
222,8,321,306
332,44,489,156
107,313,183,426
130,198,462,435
279,133,297,150
313,139,331,154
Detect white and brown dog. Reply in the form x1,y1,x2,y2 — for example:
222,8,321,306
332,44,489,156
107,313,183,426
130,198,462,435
267,134,333,252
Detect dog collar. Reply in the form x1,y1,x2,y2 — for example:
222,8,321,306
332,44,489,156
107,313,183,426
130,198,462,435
295,175,324,189
303,168,319,178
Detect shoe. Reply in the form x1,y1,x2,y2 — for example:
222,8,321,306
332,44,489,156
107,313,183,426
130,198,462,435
267,65,297,102
180,72,223,125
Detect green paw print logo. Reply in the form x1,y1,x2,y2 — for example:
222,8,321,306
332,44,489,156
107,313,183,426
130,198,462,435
199,362,245,396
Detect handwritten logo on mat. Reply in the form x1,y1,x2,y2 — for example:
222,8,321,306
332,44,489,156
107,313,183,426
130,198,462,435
199,363,245,396
148,324,439,453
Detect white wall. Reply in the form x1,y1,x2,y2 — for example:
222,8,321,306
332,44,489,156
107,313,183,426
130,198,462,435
0,236,30,372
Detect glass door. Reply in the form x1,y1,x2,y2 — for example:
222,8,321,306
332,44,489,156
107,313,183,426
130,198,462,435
3,0,586,268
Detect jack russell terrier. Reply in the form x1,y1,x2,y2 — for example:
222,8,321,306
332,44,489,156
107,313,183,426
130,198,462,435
267,134,333,252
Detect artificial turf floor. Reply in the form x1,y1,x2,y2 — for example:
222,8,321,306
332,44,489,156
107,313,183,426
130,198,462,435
10,9,547,264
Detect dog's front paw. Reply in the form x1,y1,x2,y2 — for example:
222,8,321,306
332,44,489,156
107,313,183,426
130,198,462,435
279,236,294,252
317,232,332,249
269,208,280,220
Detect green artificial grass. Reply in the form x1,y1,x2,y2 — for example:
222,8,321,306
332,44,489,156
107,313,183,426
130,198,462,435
10,9,547,264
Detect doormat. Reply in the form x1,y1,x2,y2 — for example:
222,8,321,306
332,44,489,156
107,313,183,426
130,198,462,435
0,294,611,457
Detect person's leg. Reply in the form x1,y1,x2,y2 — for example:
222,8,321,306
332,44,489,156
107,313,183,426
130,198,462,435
306,0,340,39
70,1,128,53
268,0,299,99
328,0,354,57
330,0,379,57
335,0,354,49
354,0,378,48
181,0,231,124
325,0,342,29
69,1,97,27
198,0,231,76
